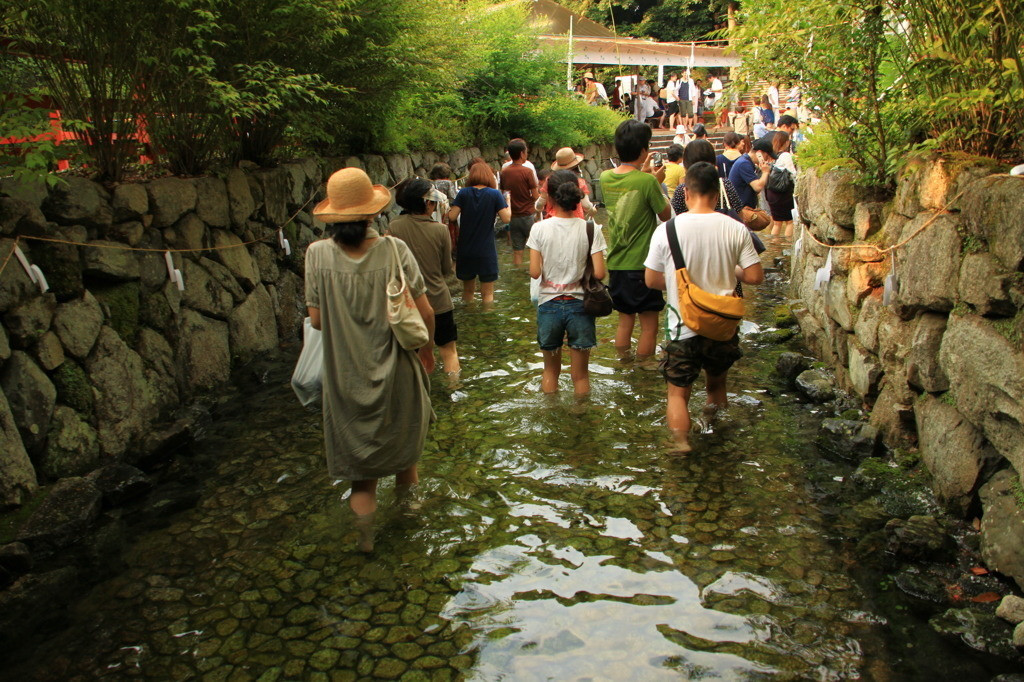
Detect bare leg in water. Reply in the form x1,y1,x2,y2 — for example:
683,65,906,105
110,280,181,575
350,465,419,552
439,341,460,375
541,349,561,393
462,279,476,303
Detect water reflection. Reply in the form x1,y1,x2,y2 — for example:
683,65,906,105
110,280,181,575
2,240,995,680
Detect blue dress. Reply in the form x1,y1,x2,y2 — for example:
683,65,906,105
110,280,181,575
452,186,506,281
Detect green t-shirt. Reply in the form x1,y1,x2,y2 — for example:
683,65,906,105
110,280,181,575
601,168,668,270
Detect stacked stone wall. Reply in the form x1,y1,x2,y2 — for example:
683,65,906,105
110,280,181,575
0,143,617,507
790,156,1024,590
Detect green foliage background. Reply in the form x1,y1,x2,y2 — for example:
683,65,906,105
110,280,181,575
0,0,623,181
727,0,1024,187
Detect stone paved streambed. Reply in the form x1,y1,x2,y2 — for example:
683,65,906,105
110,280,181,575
3,240,1015,680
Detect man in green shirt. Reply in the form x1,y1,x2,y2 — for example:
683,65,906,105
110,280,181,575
601,119,672,363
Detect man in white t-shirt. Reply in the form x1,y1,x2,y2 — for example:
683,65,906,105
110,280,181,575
644,161,763,452
665,73,680,129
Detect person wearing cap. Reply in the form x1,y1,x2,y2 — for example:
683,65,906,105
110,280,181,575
307,167,435,552
672,124,690,148
389,179,461,376
728,136,776,211
535,148,594,220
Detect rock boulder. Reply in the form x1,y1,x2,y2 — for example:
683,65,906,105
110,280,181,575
3,294,55,348
52,291,103,359
817,419,880,461
795,368,835,403
193,176,230,228
0,387,38,508
915,397,1001,516
226,168,256,228
228,284,279,360
0,351,56,454
895,214,961,313
211,229,258,291
86,326,157,458
41,176,112,228
40,405,99,479
147,177,197,228
979,469,1024,592
17,477,101,548
82,240,141,281
939,314,1024,475
177,309,230,393
111,184,148,221
906,313,949,392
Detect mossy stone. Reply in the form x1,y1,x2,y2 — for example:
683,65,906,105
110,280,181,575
92,281,141,345
51,359,94,415
372,658,407,679
308,648,339,671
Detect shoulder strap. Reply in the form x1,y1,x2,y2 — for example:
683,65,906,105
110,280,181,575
581,220,596,282
719,178,732,211
665,219,685,271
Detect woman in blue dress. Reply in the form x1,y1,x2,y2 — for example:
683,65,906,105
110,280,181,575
448,162,511,304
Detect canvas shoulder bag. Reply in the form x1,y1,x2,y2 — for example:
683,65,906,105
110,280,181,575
665,219,745,341
386,236,430,350
580,220,613,317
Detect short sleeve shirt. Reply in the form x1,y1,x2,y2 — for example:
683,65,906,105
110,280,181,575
644,213,760,341
499,164,538,216
600,169,668,271
729,154,761,209
452,186,506,261
663,162,686,196
387,214,454,315
526,217,607,306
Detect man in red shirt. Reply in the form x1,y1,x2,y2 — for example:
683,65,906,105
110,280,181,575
499,139,539,267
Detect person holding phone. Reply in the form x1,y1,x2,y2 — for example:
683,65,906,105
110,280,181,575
728,137,775,210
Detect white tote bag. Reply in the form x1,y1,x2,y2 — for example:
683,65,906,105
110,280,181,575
386,236,430,350
291,317,323,406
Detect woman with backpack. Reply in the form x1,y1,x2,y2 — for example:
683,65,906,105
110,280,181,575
526,171,607,397
766,131,797,238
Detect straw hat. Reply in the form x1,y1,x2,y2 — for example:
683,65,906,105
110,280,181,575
550,147,585,170
312,168,392,223
584,71,595,80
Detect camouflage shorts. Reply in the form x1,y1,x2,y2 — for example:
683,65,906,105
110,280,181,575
659,334,742,387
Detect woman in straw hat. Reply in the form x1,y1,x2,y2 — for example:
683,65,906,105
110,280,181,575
307,167,435,552
535,148,594,220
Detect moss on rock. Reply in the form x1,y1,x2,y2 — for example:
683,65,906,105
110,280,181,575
51,360,94,416
92,282,141,346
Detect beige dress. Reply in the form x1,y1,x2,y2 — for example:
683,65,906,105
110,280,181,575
304,231,433,480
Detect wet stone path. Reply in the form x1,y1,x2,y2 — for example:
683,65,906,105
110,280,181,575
6,241,1003,680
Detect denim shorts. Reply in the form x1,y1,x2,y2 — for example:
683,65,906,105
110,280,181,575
537,297,597,351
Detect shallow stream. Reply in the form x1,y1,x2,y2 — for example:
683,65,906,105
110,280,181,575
7,239,1013,680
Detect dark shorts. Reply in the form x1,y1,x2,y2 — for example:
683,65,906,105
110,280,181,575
509,215,535,251
667,101,679,115
660,333,743,388
537,297,597,351
609,270,665,315
456,256,498,283
434,309,457,347
765,188,794,221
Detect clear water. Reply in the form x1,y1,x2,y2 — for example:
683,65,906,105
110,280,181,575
7,239,1012,680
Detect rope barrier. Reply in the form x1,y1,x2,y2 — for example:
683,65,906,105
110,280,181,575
799,189,964,256
0,190,319,279
0,237,19,278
